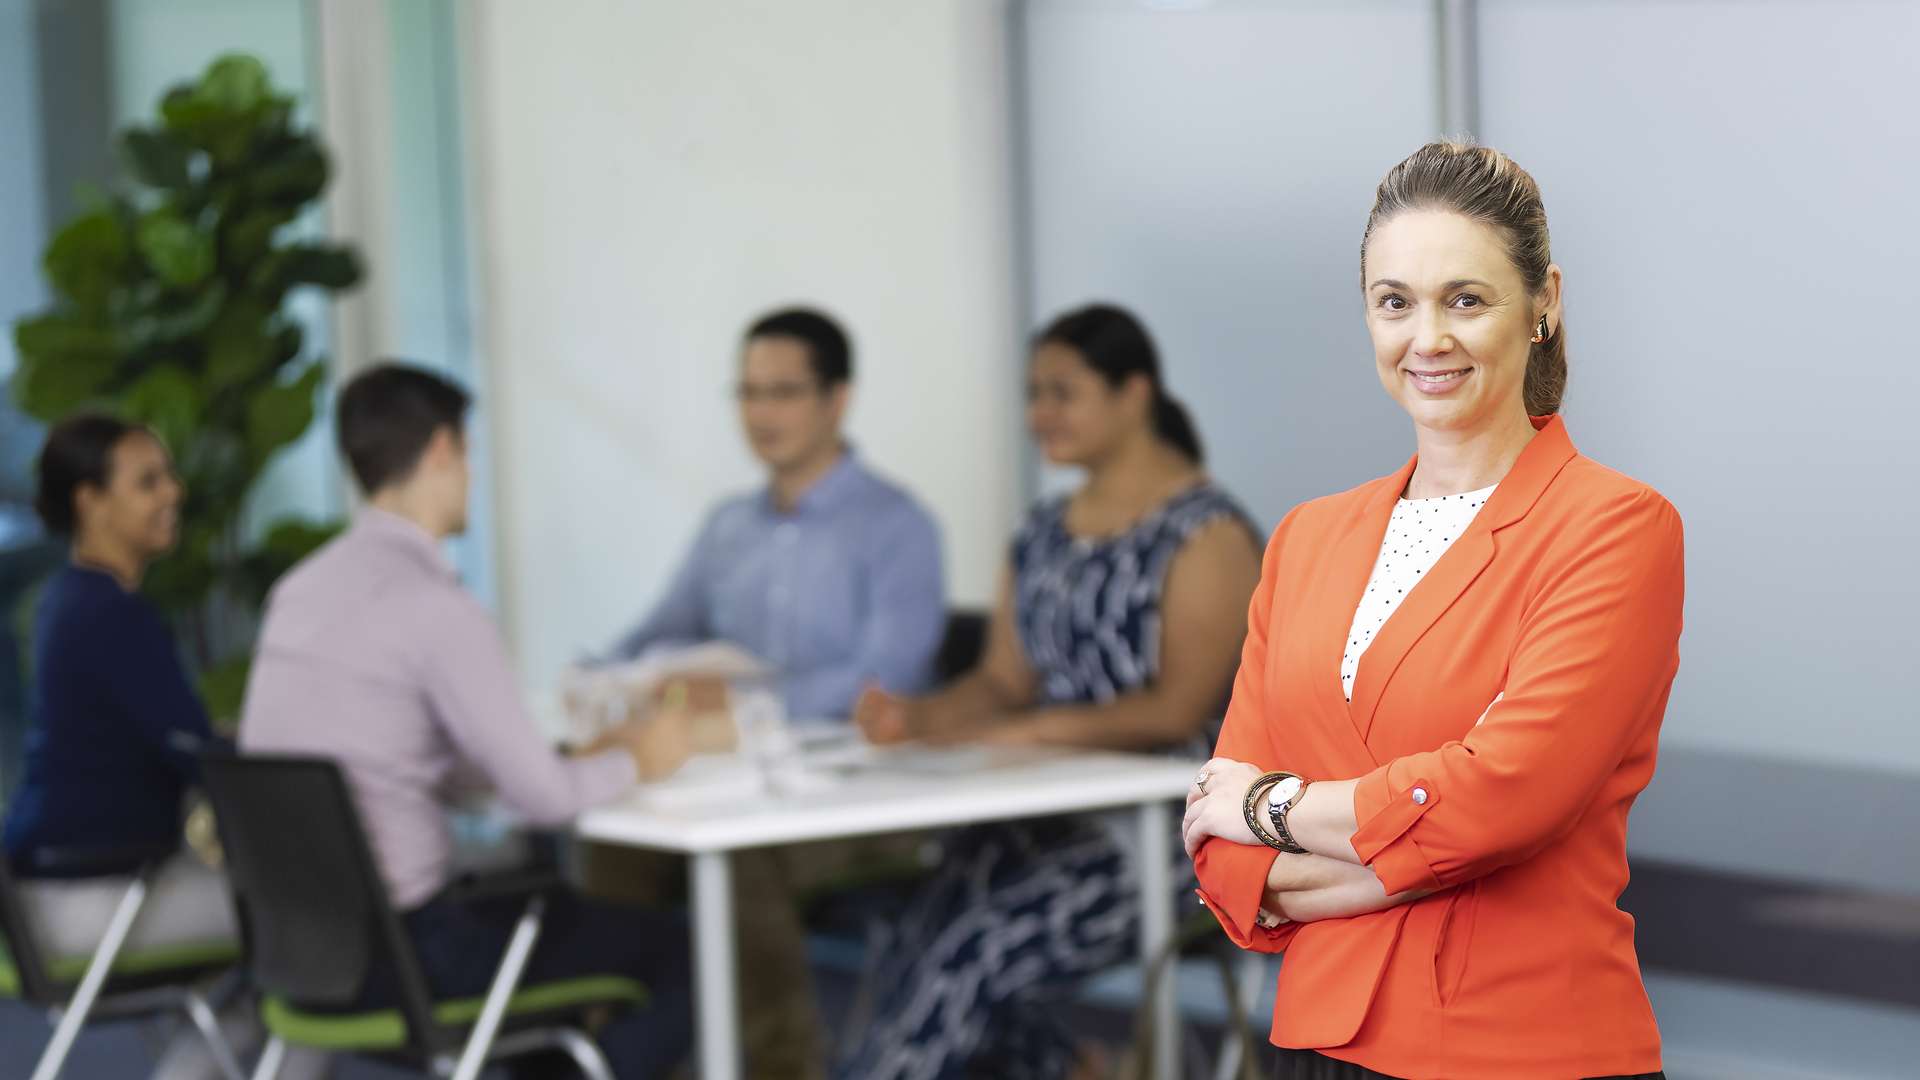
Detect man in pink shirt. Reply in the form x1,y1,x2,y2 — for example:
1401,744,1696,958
242,363,692,1077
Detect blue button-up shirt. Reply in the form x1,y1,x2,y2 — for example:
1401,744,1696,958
610,452,945,719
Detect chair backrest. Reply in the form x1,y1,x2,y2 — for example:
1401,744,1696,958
0,851,56,1004
934,609,989,685
198,752,443,1056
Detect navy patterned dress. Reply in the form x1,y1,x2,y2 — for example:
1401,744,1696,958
835,483,1258,1080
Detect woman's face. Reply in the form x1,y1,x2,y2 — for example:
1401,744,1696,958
77,431,183,559
1025,343,1145,467
1363,209,1559,433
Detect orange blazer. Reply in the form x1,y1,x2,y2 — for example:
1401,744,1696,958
1196,415,1684,1079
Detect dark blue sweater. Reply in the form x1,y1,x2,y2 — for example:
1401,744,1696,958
2,565,223,875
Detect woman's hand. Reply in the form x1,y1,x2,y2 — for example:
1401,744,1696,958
1181,757,1267,857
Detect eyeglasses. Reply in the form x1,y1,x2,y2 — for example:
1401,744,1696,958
734,381,823,405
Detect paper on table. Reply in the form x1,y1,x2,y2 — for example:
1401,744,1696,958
557,641,772,742
622,738,1071,810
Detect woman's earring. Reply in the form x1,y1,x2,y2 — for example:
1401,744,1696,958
1531,316,1548,344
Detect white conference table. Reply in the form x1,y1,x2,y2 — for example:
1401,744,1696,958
574,742,1202,1080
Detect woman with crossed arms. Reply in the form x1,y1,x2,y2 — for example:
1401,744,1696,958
1182,142,1682,1080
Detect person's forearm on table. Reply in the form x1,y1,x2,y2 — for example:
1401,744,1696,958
909,670,1025,742
991,689,1211,752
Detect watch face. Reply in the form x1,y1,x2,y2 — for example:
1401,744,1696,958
1268,776,1303,807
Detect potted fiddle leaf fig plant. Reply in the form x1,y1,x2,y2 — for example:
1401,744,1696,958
11,53,363,722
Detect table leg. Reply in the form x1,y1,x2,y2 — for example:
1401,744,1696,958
692,850,741,1080
1137,799,1177,1080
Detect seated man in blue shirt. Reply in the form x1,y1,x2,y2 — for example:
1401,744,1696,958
605,307,946,719
585,309,945,1080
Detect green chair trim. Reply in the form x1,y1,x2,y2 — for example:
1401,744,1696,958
0,939,239,997
260,975,649,1051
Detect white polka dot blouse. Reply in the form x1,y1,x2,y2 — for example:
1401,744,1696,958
1340,484,1497,700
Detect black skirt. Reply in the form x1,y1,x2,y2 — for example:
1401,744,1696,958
1275,1047,1665,1080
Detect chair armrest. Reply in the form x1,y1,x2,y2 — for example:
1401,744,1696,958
439,867,566,904
21,840,177,878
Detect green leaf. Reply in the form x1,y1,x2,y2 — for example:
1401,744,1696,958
159,87,229,153
43,209,131,310
14,313,120,365
12,344,119,420
253,243,362,301
204,300,271,392
291,245,361,289
245,361,325,464
261,517,341,563
198,55,273,114
266,321,304,370
222,206,295,265
159,55,289,167
175,430,253,520
123,366,201,448
121,128,195,189
141,518,217,615
137,208,215,287
248,140,328,205
128,280,227,347
196,654,252,726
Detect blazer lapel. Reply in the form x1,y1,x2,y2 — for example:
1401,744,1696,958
1313,459,1414,749
1348,416,1579,741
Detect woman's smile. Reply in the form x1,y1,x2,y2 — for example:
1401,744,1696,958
1405,366,1474,394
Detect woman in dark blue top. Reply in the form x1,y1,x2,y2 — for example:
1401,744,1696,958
1,415,243,1025
843,305,1263,1080
4,414,222,870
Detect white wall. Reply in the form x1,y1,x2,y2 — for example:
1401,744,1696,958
1020,0,1920,779
1021,0,1438,523
465,0,1022,684
1474,0,1920,778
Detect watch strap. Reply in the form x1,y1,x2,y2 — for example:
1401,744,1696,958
1242,771,1307,854
1265,776,1311,855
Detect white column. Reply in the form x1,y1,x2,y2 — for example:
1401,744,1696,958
311,0,398,383
1435,0,1479,136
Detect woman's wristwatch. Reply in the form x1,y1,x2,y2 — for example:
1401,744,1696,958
1243,771,1311,854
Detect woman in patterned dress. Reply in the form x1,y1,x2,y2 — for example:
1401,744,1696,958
842,303,1262,1080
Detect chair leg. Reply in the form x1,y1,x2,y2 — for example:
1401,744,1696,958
484,1028,615,1080
551,1027,615,1080
1213,951,1271,1080
251,1036,286,1080
449,896,545,1080
29,874,150,1080
835,916,892,1063
179,988,250,1080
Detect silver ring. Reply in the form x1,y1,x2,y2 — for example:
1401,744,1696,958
1194,769,1212,793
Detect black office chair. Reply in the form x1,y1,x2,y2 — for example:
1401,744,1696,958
0,841,245,1080
198,752,643,1080
933,609,988,685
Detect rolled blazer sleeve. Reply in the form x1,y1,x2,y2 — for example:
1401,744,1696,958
1350,489,1685,895
1195,516,1299,953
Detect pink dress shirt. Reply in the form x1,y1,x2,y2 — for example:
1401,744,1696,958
241,509,635,908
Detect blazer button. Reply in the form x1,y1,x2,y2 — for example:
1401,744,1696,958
1412,787,1429,805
